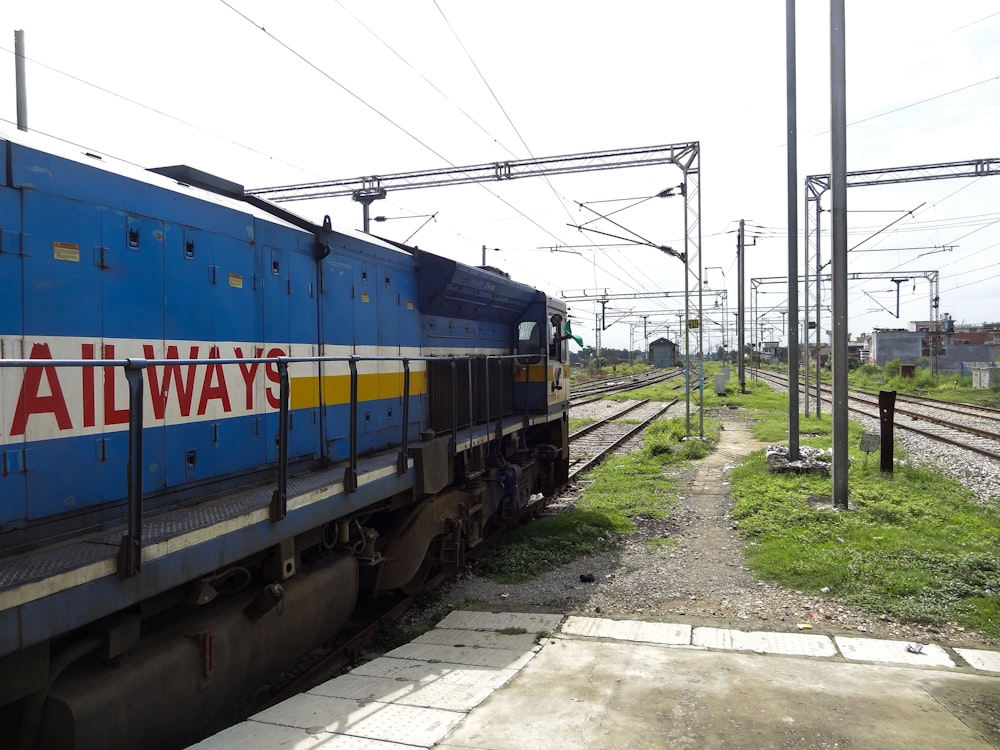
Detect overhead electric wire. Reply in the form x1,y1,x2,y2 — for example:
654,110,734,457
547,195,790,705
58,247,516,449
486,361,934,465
916,10,1000,46
216,0,578,252
331,0,521,161
0,43,321,179
804,73,1000,139
430,1,663,300
848,203,925,253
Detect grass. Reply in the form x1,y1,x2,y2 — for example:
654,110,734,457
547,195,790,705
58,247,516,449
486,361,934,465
477,415,718,583
848,362,1000,409
727,384,1000,637
497,626,528,635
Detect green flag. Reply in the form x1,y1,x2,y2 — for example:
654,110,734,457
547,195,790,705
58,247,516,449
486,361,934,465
564,320,583,347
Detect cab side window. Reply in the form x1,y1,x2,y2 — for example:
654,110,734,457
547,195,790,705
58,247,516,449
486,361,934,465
549,314,565,361
517,321,541,362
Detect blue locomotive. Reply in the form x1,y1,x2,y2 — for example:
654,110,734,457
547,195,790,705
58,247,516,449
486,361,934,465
0,127,571,749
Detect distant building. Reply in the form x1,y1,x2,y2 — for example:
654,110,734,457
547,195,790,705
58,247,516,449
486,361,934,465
871,329,921,365
648,337,678,368
873,319,1000,373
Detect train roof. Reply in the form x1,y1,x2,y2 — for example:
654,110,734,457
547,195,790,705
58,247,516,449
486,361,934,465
1,127,551,310
0,125,399,253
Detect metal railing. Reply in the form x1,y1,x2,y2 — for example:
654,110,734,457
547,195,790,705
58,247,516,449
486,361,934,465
1,352,537,577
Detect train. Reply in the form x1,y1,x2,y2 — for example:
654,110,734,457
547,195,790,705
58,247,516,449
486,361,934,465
0,126,572,749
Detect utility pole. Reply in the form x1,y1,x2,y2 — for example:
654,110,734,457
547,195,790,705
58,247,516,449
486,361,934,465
737,219,746,392
831,0,849,509
786,0,800,459
15,30,28,131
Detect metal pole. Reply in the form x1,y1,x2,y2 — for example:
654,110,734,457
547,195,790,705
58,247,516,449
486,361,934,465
815,197,823,416
683,197,691,435
697,174,705,438
15,30,28,132
786,0,800,459
803,189,811,417
737,220,746,392
830,0,849,509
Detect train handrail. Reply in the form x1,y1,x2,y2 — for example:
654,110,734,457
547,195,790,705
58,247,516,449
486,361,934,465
0,351,540,578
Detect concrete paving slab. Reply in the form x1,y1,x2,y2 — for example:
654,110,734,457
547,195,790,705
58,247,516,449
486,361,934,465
436,638,997,750
956,648,1000,674
308,673,494,712
187,721,336,749
835,636,956,668
693,627,837,657
350,658,518,690
382,642,536,670
252,692,462,747
411,628,539,652
190,720,409,749
561,616,691,645
434,610,562,633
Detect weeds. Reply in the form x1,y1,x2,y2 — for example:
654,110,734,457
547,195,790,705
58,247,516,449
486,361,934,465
727,387,1000,636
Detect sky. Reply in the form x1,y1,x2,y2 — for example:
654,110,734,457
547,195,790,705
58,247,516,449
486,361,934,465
2,1,999,353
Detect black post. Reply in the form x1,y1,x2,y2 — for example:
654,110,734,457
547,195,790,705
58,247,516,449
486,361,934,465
398,359,410,474
345,357,359,492
878,390,896,475
271,360,290,520
119,361,145,578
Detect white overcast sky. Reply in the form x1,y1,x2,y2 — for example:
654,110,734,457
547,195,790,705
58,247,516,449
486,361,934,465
3,1,998,352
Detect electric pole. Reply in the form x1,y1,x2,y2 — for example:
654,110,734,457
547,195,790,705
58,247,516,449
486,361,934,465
737,219,746,392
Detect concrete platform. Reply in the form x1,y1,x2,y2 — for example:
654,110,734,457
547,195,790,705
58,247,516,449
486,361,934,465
190,612,1000,750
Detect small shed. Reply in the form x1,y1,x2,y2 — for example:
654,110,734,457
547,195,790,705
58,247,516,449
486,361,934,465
648,337,678,368
972,366,998,389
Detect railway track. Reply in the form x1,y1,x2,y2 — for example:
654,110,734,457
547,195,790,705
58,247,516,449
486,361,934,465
568,387,681,480
756,370,1000,462
569,368,681,407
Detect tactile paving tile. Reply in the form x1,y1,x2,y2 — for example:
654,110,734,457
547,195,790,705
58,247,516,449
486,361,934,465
309,673,495,712
382,642,536,670
412,628,539,652
955,648,1000,673
186,719,410,749
561,616,692,645
434,610,563,633
835,636,955,667
694,627,838,657
350,658,518,690
252,692,463,747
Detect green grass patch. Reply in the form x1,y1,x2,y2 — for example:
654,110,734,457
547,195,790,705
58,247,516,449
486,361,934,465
849,361,1000,409
478,416,719,583
730,442,1000,636
606,379,685,402
568,417,594,433
497,627,528,635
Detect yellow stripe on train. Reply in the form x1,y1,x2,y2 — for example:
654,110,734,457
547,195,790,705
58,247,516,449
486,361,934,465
289,371,429,409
